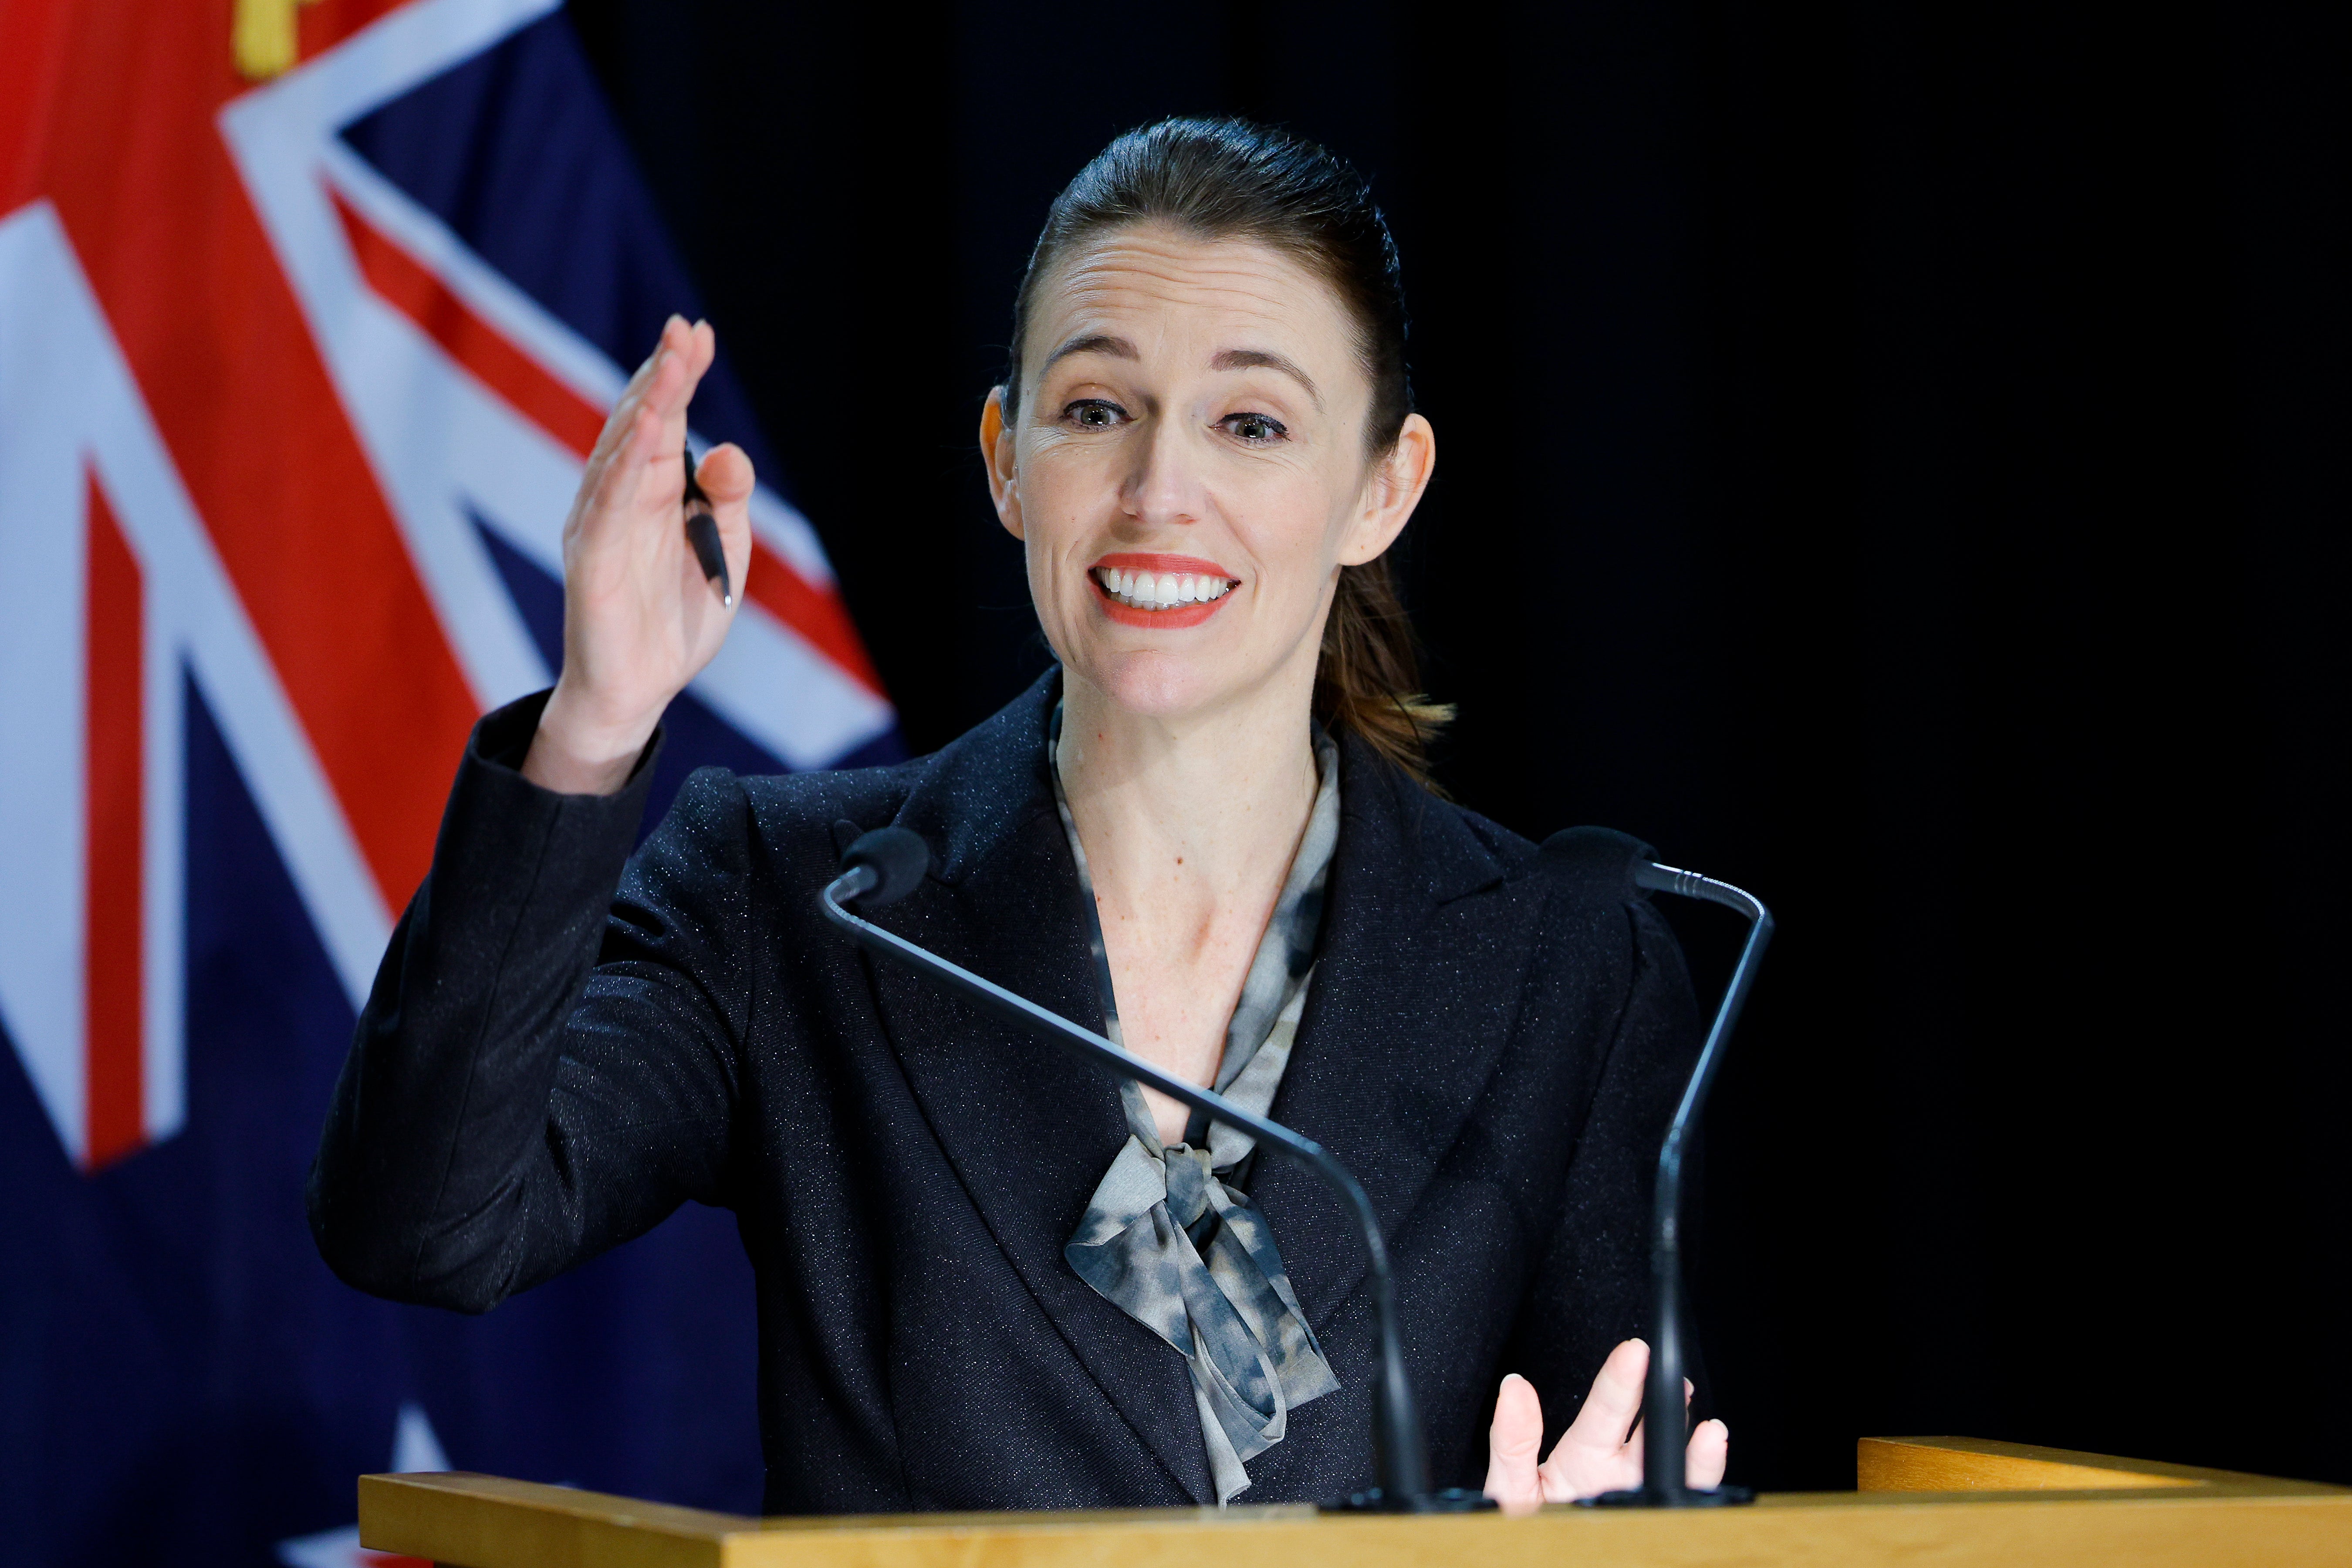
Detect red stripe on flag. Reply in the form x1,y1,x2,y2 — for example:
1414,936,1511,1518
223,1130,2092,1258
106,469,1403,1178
0,0,74,211
84,475,143,1170
22,0,485,914
331,189,608,457
743,540,883,697
333,190,885,700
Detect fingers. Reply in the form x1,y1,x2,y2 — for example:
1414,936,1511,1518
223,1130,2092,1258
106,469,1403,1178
633,324,718,506
1500,1341,1728,1507
573,319,722,552
1530,1339,1649,1504
593,317,708,471
623,330,697,474
574,324,686,529
589,317,692,469
638,317,714,430
629,314,694,399
1561,1338,1649,1454
1686,1419,1729,1490
616,397,670,494
1675,1375,1728,1492
1484,1374,1546,1517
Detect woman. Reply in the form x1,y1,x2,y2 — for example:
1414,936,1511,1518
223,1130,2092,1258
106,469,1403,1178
310,118,1728,1514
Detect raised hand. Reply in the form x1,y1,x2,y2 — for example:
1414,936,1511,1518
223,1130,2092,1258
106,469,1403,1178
522,315,754,794
1482,1338,1729,1514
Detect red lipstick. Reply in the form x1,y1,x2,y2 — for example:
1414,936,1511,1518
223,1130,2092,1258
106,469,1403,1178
1088,552,1239,629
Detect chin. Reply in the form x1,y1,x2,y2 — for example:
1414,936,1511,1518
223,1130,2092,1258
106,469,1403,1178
1076,646,1237,723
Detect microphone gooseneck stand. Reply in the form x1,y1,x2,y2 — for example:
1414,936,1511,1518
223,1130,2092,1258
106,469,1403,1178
819,827,1489,1514
1585,858,1774,1508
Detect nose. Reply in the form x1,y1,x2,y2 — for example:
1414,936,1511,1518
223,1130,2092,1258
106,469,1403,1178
1119,412,1205,530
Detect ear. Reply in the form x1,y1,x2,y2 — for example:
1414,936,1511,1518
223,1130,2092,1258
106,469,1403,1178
980,386,1024,541
1337,412,1436,566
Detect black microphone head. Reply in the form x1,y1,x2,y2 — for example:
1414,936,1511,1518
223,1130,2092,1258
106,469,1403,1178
841,827,931,906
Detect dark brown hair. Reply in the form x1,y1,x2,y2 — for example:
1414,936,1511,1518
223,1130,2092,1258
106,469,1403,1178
1003,118,1452,787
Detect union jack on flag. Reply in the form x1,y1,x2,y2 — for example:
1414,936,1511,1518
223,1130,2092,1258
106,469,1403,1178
0,0,890,1557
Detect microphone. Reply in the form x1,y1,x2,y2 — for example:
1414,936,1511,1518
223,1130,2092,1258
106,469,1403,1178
821,827,1490,1513
1549,830,1773,1509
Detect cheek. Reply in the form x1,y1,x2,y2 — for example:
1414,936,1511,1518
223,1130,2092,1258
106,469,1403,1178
1015,443,1117,539
1231,470,1355,587
1012,456,1103,628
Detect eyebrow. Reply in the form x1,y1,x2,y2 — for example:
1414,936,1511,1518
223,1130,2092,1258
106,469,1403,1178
1041,333,1137,375
1037,335,1324,410
1211,348,1322,409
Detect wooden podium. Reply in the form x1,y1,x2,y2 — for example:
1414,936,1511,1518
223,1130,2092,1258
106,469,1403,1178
358,1436,2352,1567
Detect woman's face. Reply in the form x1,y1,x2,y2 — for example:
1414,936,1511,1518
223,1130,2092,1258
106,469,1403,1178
982,223,1434,724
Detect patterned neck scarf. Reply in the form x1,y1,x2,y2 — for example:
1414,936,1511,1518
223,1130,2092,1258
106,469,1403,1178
1051,706,1343,1504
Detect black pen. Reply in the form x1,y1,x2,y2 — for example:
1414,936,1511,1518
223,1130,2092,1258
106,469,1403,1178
681,442,733,608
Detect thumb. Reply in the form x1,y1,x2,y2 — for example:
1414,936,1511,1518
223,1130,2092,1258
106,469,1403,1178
1484,1373,1546,1517
693,442,756,506
692,443,756,605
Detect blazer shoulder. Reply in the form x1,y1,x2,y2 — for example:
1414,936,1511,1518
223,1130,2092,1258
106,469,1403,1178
1526,822,1693,1010
1337,731,1539,908
737,755,931,836
645,669,1058,894
1443,797,1545,878
1435,799,1657,971
627,755,933,888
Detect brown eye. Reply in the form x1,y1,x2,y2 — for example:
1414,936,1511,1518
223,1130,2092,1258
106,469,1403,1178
1223,412,1286,443
1066,399,1125,429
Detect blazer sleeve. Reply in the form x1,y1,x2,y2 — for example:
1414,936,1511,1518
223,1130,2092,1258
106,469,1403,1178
1503,893,1710,1445
306,689,747,1314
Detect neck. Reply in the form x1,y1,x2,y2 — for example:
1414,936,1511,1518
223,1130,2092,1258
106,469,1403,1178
1055,663,1321,923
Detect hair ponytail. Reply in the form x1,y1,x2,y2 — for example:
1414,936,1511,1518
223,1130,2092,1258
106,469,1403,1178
1318,559,1453,790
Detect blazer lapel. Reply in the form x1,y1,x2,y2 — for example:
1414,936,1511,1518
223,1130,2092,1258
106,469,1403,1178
858,672,1214,1504
1249,733,1539,1333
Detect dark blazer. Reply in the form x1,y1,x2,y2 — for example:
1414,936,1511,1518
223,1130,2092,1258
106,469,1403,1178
308,670,1702,1514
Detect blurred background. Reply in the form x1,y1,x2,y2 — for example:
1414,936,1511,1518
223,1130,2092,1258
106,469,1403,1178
1,1,2343,1561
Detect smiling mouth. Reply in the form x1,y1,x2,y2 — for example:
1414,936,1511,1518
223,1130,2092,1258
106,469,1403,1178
1092,566,1237,611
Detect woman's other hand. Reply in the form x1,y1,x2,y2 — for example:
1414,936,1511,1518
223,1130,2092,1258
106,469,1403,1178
1483,1338,1729,1514
523,315,753,794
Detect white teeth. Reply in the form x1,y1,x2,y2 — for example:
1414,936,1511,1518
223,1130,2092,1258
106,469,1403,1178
1096,567,1236,608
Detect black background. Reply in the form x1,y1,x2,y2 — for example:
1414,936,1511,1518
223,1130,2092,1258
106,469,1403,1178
563,0,2349,1492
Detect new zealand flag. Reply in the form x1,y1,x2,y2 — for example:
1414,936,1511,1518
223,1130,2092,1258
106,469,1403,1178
0,2,897,1561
